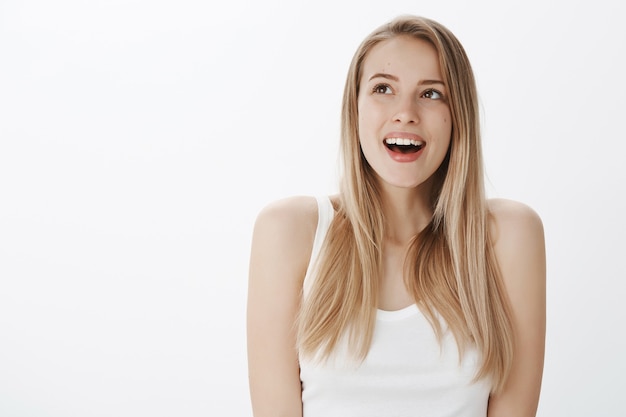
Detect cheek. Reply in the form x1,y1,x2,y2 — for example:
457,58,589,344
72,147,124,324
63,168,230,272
357,100,367,124
357,108,371,141
357,102,379,137
442,113,452,136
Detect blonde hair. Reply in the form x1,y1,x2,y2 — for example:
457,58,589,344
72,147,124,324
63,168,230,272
297,15,514,392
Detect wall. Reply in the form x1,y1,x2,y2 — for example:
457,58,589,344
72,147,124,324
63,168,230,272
1,0,624,415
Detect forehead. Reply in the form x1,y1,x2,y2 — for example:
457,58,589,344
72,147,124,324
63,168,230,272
361,35,442,81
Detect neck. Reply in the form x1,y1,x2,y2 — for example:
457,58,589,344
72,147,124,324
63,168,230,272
379,183,434,246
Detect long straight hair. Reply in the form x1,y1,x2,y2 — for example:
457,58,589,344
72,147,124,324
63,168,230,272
297,15,514,393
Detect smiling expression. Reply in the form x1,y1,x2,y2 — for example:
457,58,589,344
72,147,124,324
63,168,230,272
357,35,452,192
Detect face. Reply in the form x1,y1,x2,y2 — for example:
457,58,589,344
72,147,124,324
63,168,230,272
357,35,452,192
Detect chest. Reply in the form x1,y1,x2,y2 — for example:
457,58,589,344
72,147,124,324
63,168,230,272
378,246,414,310
299,308,491,417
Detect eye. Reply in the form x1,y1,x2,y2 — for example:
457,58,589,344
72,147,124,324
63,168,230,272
422,88,443,100
372,83,393,94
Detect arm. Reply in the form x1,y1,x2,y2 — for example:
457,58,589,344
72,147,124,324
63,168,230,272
487,199,546,417
246,197,318,417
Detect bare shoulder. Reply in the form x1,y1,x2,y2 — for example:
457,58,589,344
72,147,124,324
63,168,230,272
251,195,320,283
254,195,319,246
487,198,544,246
487,198,545,295
487,197,545,297
255,195,319,232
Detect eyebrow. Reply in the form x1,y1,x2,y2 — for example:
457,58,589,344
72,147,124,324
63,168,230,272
368,73,445,86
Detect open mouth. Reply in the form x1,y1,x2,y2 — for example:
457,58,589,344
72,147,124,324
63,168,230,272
384,137,424,154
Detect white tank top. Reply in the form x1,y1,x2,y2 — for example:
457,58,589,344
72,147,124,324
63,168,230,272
299,196,491,417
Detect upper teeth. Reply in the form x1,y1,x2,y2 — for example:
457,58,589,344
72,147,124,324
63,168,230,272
385,138,423,146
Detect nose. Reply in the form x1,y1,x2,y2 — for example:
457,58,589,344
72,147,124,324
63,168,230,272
393,96,419,124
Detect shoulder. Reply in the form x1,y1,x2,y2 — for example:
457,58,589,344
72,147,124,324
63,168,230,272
487,198,546,333
487,198,543,233
254,195,319,241
251,195,320,279
487,198,545,284
487,198,544,253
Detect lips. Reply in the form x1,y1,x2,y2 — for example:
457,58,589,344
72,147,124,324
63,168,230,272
383,133,425,155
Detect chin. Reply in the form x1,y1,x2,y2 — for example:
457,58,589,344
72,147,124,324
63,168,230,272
382,177,427,190
375,170,437,192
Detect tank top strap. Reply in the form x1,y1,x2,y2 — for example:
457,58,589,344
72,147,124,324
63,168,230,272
302,196,335,298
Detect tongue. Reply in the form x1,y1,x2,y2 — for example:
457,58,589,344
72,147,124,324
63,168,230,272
389,144,420,154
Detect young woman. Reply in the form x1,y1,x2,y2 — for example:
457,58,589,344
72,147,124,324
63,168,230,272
247,15,545,417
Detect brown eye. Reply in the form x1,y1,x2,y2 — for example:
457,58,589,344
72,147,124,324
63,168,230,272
373,84,392,94
422,89,443,100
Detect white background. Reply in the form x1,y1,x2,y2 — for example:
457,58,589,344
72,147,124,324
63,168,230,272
1,0,625,416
